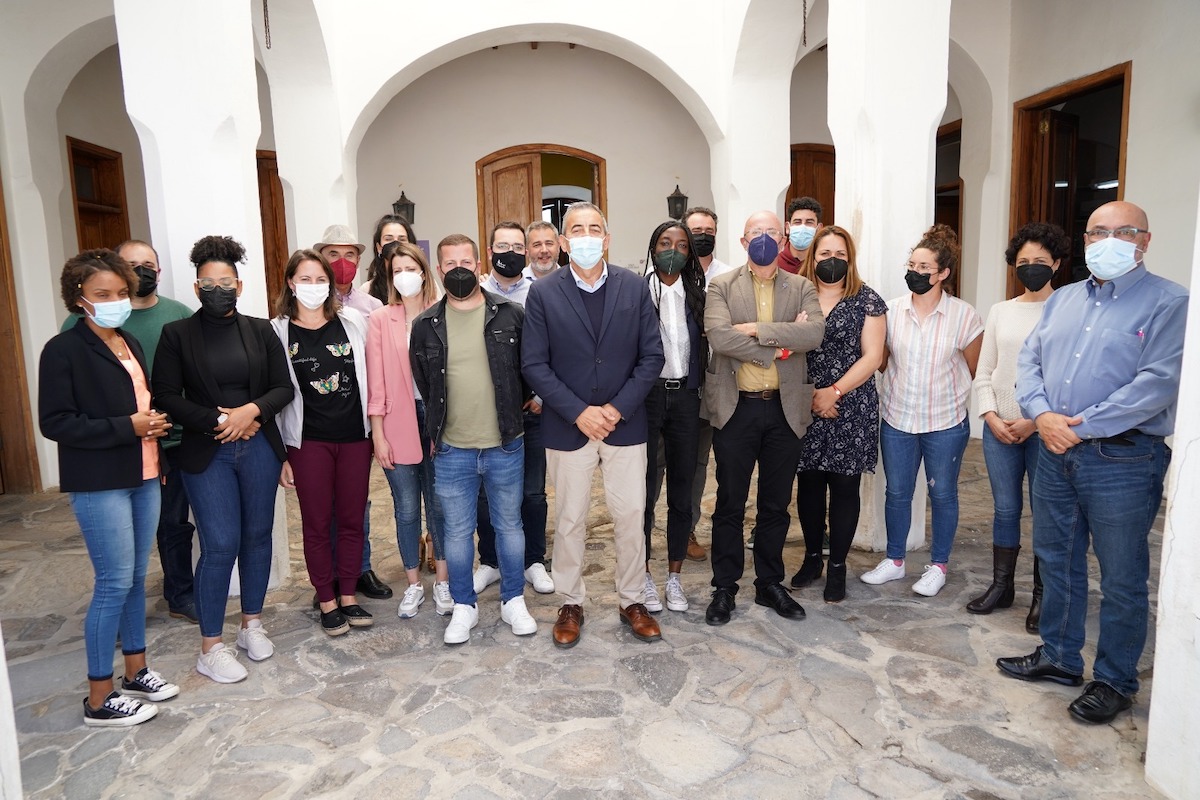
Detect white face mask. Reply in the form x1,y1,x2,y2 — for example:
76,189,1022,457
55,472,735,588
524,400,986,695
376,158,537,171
1085,237,1139,281
393,271,424,298
568,236,605,269
293,282,330,310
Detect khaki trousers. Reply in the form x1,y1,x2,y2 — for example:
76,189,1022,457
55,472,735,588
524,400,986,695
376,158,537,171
547,441,648,609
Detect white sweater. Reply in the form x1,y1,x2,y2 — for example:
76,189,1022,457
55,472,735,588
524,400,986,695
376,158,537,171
972,298,1047,421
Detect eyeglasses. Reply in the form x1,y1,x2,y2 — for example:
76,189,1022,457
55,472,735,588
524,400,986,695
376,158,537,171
745,228,782,239
1084,227,1148,242
196,277,238,291
492,243,526,254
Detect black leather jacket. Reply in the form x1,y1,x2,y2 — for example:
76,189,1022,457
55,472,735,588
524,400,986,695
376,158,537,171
409,291,529,446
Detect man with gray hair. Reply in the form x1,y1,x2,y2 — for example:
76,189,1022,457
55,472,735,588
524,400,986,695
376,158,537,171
524,220,562,280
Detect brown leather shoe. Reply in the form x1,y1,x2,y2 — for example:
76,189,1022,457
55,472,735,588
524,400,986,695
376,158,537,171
620,603,662,642
686,533,707,562
553,604,584,648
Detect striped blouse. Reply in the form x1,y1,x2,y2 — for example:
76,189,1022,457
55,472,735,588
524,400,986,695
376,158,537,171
881,292,984,433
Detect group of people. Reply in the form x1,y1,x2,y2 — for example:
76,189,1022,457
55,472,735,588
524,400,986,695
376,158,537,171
39,196,1185,729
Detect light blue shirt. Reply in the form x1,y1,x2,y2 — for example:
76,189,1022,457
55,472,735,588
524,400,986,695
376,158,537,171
481,273,532,307
570,261,608,294
1016,264,1188,439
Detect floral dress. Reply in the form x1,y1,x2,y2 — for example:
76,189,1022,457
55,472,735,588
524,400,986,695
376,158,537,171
797,285,887,475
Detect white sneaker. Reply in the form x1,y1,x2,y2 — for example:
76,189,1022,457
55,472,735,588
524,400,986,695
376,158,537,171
236,619,274,662
643,573,663,613
397,583,425,618
433,581,454,616
473,564,501,594
197,643,248,684
913,565,947,597
501,596,537,636
860,558,906,585
524,562,555,594
444,603,478,644
665,574,689,612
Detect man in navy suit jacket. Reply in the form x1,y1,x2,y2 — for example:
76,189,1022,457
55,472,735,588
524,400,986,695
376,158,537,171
522,202,665,648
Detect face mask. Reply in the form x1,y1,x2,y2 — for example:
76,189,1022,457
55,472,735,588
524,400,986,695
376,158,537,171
491,250,526,279
815,257,849,285
133,266,159,298
199,286,238,317
329,258,358,285
1015,264,1054,291
393,271,424,298
293,282,330,310
1085,237,1139,281
81,297,132,329
746,233,779,267
653,250,687,276
905,270,935,295
788,225,815,251
567,236,605,269
691,233,715,258
442,266,478,300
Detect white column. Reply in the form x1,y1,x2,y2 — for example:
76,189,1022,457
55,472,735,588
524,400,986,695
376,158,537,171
1145,188,1200,800
826,0,951,553
114,0,289,590
0,621,20,799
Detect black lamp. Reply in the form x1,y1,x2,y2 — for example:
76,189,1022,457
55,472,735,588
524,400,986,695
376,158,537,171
667,184,688,220
392,190,415,223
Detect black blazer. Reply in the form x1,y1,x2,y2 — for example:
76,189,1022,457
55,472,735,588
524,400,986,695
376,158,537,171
152,312,294,473
38,319,161,492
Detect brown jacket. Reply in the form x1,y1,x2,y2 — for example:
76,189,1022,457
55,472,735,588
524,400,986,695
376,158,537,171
703,264,825,437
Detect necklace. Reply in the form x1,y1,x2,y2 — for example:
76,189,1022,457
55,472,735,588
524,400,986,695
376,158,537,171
102,335,127,359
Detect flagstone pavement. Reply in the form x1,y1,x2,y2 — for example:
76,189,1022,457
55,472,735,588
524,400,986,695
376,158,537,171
1,440,1165,798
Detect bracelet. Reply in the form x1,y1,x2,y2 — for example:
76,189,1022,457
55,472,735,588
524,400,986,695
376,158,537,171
831,384,843,398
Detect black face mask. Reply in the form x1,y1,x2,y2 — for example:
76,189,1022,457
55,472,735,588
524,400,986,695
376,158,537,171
133,266,159,298
491,251,526,279
691,233,715,258
198,286,238,317
905,270,935,295
1016,263,1054,291
815,257,849,285
443,267,478,300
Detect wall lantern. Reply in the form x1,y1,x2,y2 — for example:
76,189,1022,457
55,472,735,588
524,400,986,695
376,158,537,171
666,184,688,221
392,190,415,223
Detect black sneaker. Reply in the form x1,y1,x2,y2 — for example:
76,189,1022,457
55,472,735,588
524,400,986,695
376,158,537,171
120,668,180,701
83,691,158,727
340,604,375,628
321,608,350,636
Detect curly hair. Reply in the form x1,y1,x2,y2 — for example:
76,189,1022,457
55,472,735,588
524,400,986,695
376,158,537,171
1004,222,1070,266
189,235,246,274
913,223,960,276
59,248,137,314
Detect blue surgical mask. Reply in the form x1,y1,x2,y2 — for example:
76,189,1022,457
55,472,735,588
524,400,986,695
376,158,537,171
747,233,779,267
788,225,815,251
1085,237,1139,281
80,297,132,329
568,236,605,269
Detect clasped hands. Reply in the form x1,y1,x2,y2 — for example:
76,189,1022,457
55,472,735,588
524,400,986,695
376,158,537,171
576,403,621,441
215,404,262,443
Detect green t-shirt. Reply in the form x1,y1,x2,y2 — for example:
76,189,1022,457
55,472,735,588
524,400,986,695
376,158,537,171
442,302,501,449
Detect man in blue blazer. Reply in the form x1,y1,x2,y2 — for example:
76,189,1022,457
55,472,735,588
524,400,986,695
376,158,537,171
522,202,666,648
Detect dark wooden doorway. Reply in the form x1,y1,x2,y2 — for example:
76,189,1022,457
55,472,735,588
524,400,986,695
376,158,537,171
935,120,963,297
789,144,835,226
256,150,288,313
1010,62,1130,297
67,137,131,252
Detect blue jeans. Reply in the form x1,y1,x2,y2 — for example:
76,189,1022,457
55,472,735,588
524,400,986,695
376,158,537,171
1033,434,1168,696
880,418,970,564
158,447,196,610
434,439,526,604
182,435,281,638
71,478,161,680
981,425,1041,548
478,409,547,568
382,398,444,570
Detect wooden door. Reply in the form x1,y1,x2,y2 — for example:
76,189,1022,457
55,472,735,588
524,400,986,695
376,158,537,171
257,150,289,314
478,153,541,253
789,144,836,225
67,137,130,252
1037,110,1079,290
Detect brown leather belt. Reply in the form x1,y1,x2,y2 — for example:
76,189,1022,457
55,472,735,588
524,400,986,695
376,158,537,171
739,390,778,400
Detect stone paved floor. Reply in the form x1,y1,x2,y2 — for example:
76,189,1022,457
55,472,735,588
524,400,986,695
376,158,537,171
1,440,1165,798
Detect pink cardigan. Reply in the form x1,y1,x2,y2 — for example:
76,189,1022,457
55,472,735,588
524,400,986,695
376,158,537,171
366,304,423,466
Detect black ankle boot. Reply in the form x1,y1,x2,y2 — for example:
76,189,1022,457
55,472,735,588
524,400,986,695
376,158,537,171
965,545,1020,614
1026,557,1042,634
789,553,824,589
823,563,847,603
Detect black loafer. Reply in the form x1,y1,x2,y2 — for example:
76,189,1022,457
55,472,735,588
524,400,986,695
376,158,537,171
705,587,736,626
356,570,393,599
340,604,374,628
996,646,1083,686
1068,681,1132,724
754,583,806,620
312,593,342,610
321,608,349,637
